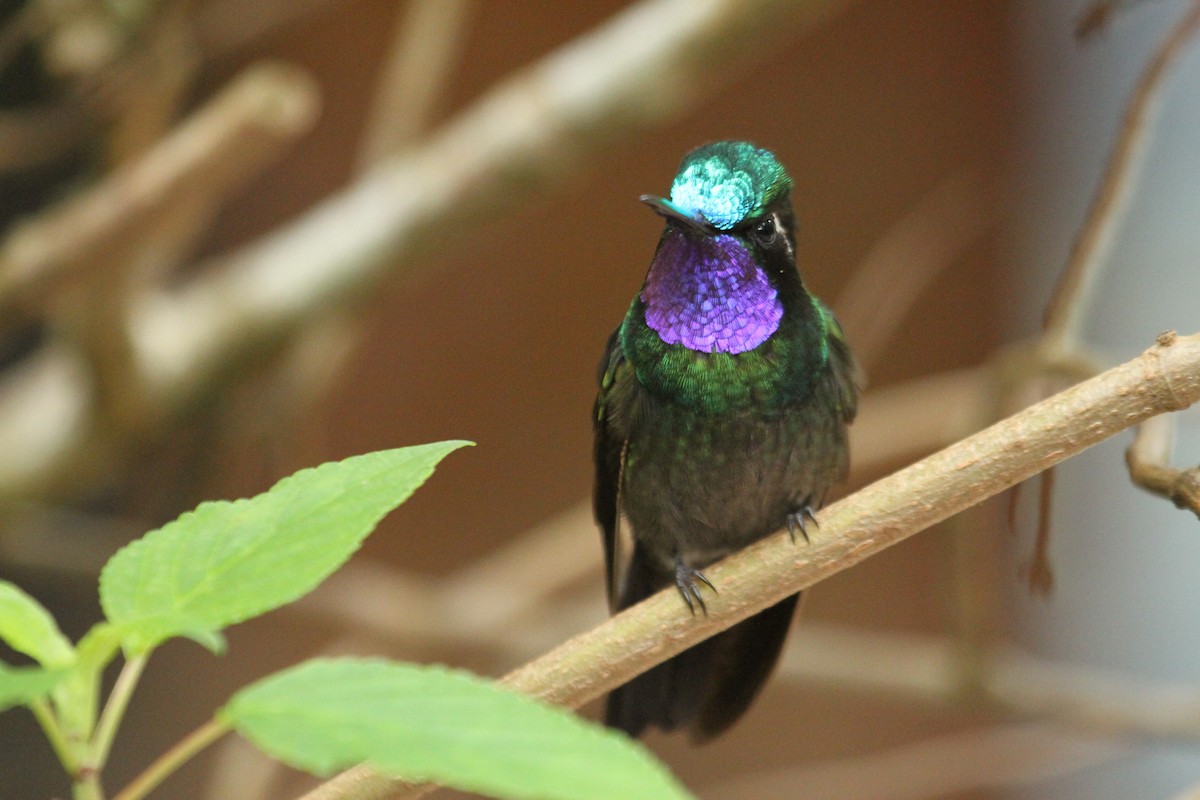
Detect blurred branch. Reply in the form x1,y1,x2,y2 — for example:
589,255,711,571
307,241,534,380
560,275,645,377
0,61,320,310
299,333,1200,800
0,502,143,575
7,56,317,455
0,62,318,496
0,344,90,493
356,0,473,169
1043,0,1200,354
782,623,1200,740
136,0,854,398
1076,2,1120,39
0,0,855,500
707,722,1129,800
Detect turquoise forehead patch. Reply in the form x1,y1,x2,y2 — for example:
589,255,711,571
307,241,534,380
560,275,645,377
668,141,790,230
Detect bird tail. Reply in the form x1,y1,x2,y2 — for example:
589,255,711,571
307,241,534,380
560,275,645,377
605,546,800,742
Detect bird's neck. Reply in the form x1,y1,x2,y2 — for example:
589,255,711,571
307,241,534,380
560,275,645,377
622,232,831,414
639,230,782,355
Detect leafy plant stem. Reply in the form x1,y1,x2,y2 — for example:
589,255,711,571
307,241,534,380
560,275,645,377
30,697,80,773
73,773,105,800
113,717,231,800
86,653,148,774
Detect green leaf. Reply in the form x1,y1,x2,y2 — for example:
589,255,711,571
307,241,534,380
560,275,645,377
0,663,65,711
100,443,471,652
222,659,694,800
0,581,74,668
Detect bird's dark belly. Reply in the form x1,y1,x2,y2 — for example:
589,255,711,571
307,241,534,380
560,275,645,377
621,401,836,570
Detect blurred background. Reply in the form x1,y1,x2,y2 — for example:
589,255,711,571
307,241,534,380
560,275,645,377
1,0,1199,798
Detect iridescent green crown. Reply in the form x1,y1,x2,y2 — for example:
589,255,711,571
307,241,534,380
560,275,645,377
668,141,792,231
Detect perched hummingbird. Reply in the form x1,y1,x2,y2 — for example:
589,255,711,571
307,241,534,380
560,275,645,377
593,141,859,741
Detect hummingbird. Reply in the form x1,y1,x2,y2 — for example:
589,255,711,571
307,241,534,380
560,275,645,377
593,141,859,741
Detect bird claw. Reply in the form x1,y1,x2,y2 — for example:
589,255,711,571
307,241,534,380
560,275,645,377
674,559,716,616
786,505,819,543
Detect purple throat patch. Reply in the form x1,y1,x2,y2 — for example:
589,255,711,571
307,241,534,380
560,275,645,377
641,231,782,354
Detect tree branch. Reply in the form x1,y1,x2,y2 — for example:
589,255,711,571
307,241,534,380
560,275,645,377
297,333,1200,800
286,367,995,659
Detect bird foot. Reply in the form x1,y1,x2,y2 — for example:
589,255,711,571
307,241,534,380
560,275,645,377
674,558,716,616
786,505,819,543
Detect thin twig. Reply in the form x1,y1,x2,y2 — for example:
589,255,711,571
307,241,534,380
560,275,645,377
1126,395,1200,518
113,717,231,800
29,697,79,773
298,333,1200,800
83,652,147,780
1020,465,1056,596
1043,0,1200,353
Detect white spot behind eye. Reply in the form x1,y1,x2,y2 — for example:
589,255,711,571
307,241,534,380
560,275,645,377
775,213,793,259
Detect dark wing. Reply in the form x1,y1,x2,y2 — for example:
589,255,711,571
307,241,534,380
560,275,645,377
593,327,634,610
809,302,863,490
824,309,862,426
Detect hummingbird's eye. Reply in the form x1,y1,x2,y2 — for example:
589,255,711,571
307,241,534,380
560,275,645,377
752,216,779,248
